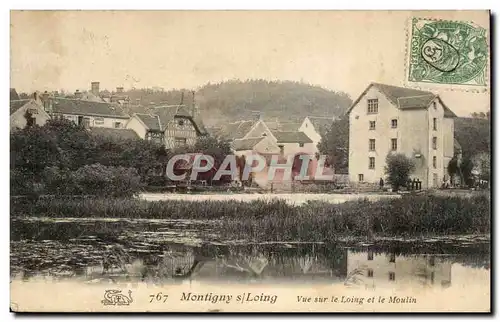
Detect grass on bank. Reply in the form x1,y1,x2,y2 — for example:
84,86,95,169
10,194,490,241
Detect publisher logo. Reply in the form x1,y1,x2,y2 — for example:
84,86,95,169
101,289,133,306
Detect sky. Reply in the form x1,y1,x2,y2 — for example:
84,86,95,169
10,10,490,116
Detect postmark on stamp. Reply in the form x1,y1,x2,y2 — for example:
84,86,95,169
407,17,488,88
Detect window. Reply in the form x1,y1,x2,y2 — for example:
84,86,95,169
433,101,437,109
368,250,374,260
175,137,187,147
389,272,396,281
369,157,375,169
94,117,104,125
367,269,374,278
432,137,437,150
433,118,437,131
28,108,39,115
433,156,437,168
431,271,435,284
367,99,378,114
82,117,91,128
299,143,304,147
358,174,364,183
429,256,436,267
278,145,284,154
177,119,185,127
391,119,398,128
369,121,376,130
389,253,396,263
391,138,397,151
369,139,376,151
114,122,122,129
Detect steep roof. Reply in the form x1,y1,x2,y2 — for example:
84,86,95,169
306,116,333,132
347,83,457,117
152,105,191,126
135,105,206,135
218,120,257,140
10,99,31,115
135,113,162,131
10,88,20,101
277,122,302,132
232,137,265,151
51,98,129,118
89,127,140,141
273,131,313,144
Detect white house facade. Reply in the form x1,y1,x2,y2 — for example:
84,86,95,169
347,83,456,189
10,99,51,130
48,98,130,129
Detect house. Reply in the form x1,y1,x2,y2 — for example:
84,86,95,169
272,131,315,156
126,104,207,149
346,83,457,189
232,136,280,156
265,116,334,156
219,117,315,158
298,116,335,151
10,98,50,130
47,97,130,129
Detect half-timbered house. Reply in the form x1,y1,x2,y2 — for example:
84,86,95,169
126,104,207,149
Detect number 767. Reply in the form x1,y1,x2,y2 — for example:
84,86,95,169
149,293,169,303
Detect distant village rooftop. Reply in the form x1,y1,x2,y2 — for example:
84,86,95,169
51,98,130,118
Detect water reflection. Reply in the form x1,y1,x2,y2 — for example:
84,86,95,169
346,251,452,289
10,218,490,291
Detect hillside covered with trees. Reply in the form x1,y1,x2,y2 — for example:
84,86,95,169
123,79,352,127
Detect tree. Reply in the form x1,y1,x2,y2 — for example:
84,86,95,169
171,135,233,184
447,156,460,185
384,153,415,191
459,157,475,187
473,152,490,182
317,117,349,173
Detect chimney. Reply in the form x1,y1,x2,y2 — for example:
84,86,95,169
41,90,49,102
180,92,184,105
116,87,124,94
41,91,52,113
135,98,141,106
33,92,39,101
74,89,83,99
91,82,100,96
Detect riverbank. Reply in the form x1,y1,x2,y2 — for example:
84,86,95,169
11,194,490,241
139,192,400,205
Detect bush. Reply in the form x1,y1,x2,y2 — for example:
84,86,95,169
384,153,416,191
42,164,143,197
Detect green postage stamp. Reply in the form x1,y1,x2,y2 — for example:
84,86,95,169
407,17,488,87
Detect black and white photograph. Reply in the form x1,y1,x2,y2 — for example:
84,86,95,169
9,10,491,313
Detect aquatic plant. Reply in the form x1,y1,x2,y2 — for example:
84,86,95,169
10,194,490,240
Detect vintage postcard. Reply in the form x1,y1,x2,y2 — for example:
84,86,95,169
10,10,491,313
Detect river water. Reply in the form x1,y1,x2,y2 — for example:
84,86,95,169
10,217,490,292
